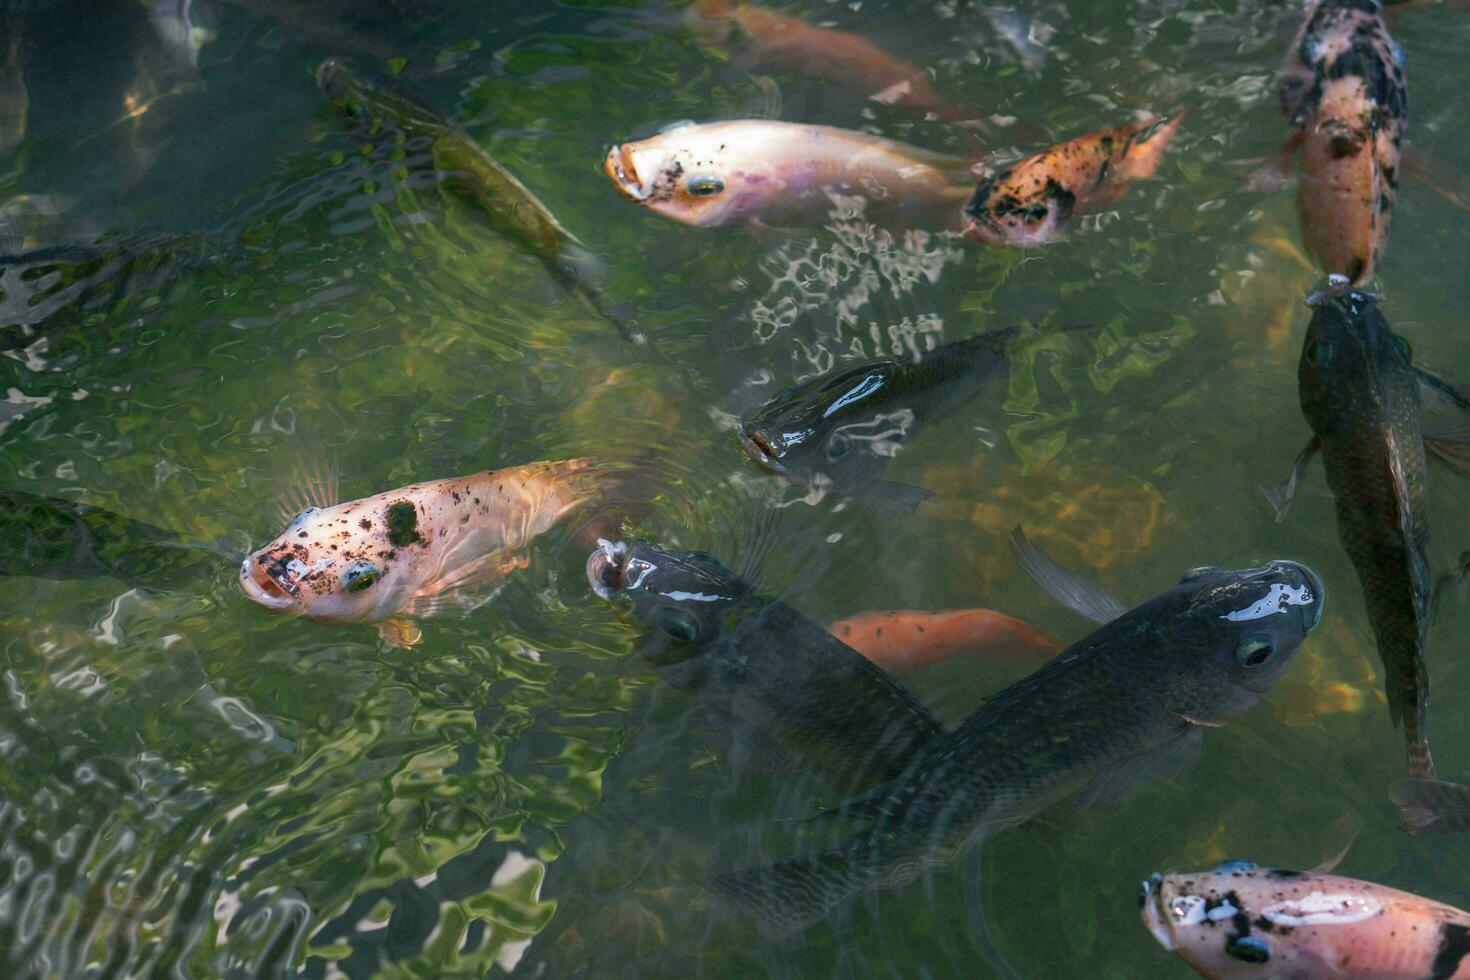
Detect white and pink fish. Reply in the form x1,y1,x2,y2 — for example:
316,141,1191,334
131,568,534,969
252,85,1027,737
1142,861,1470,978
603,119,973,228
240,458,612,646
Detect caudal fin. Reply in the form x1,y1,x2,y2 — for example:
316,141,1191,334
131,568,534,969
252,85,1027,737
707,841,878,936
1389,778,1470,836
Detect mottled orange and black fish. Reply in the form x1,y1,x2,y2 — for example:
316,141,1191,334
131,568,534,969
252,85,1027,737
1276,0,1406,283
961,114,1184,246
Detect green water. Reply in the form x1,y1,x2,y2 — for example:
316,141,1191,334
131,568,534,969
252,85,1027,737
2,1,1469,976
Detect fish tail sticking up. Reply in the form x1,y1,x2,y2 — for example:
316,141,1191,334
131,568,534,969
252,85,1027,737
1389,778,1470,836
707,839,880,935
1120,111,1189,182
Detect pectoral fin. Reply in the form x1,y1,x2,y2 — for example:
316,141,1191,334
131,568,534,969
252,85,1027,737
857,480,936,520
403,547,527,618
1307,810,1363,874
1262,436,1321,522
376,617,422,649
1008,526,1127,624
1074,724,1202,810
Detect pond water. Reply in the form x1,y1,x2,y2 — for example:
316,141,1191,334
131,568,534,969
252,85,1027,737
2,1,1469,977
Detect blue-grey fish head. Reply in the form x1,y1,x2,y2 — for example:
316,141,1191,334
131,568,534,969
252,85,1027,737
739,360,907,496
1300,283,1407,396
1147,560,1324,726
586,539,749,665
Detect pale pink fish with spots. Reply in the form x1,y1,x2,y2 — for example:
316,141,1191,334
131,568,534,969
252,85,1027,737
240,458,609,646
1142,861,1470,978
602,119,974,228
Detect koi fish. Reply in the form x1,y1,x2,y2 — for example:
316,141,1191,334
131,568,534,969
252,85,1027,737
1276,0,1406,283
961,114,1184,246
603,119,973,228
825,608,1061,674
241,459,611,647
1142,861,1470,978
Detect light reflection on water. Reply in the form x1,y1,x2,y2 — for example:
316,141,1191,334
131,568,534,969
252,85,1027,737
0,1,1468,977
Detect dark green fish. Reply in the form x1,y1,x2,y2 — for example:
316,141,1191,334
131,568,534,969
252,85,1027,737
585,539,945,793
709,531,1323,944
0,489,225,591
316,58,641,342
738,329,1018,517
1266,282,1470,780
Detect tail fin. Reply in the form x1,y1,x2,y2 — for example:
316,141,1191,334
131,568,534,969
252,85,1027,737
707,840,878,936
550,242,645,343
1120,111,1189,181
1389,778,1470,836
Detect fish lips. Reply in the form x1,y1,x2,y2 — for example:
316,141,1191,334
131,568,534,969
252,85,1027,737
238,556,298,611
738,426,789,475
1139,873,1177,951
586,539,630,599
604,145,653,202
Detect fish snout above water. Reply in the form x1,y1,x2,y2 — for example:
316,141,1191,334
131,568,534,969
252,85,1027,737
737,424,788,474
238,554,299,612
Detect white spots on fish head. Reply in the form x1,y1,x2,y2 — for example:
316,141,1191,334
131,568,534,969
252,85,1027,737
1260,892,1383,927
1220,582,1315,622
1169,894,1211,928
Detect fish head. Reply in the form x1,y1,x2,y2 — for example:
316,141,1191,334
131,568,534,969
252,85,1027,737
739,361,905,494
1150,560,1324,725
603,125,774,227
585,539,749,665
240,499,427,624
1141,864,1379,976
316,57,439,147
1300,283,1404,391
961,166,1076,247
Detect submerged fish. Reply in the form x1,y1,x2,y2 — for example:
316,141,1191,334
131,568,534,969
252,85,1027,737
710,532,1323,937
1277,0,1406,284
826,608,1060,674
0,488,224,591
603,119,973,229
0,0,27,157
242,459,610,647
684,0,971,122
961,114,1184,247
1265,283,1470,779
739,328,1018,516
1391,776,1470,836
586,539,945,793
317,58,640,342
1142,861,1470,979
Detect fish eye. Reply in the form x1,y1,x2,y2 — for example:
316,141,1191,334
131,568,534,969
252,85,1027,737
658,609,700,643
1225,936,1271,964
825,431,854,460
686,176,725,197
1182,565,1218,581
1024,203,1049,222
1236,637,1275,668
343,561,381,594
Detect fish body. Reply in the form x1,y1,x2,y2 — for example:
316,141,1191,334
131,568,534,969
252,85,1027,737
1279,0,1406,283
826,608,1060,674
316,58,634,338
739,328,1017,514
1142,862,1470,979
603,119,971,228
711,558,1324,931
242,459,605,643
685,0,951,117
961,114,1184,246
586,540,945,793
0,489,223,591
1297,287,1434,777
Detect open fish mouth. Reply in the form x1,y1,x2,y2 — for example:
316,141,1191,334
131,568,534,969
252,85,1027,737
1139,873,1176,951
586,539,630,599
738,427,787,475
239,557,298,611
603,145,650,202
959,207,1005,245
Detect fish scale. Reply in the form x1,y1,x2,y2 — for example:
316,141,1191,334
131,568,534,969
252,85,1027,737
1297,288,1436,779
711,558,1323,937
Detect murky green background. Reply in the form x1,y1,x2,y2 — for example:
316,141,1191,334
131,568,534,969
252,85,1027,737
2,0,1469,976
